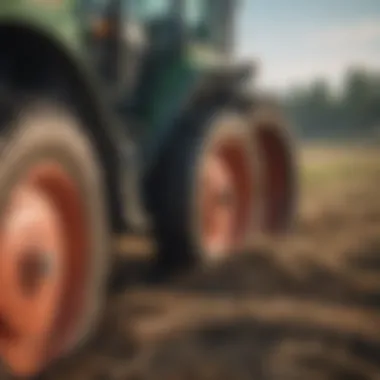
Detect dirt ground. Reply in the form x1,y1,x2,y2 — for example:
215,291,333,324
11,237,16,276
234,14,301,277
34,145,380,379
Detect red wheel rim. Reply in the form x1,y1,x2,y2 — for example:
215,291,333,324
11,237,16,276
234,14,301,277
0,163,89,376
199,138,254,258
257,127,289,232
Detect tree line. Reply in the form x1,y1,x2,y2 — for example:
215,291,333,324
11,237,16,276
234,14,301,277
281,67,380,141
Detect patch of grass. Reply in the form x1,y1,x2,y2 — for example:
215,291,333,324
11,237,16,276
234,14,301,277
301,146,380,189
302,161,380,187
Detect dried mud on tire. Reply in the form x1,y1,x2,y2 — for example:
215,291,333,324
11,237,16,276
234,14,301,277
6,148,380,380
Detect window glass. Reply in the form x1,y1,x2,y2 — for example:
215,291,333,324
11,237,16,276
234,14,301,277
185,0,207,27
129,0,171,21
185,0,212,41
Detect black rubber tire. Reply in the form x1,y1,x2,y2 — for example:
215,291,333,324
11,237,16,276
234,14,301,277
148,108,260,275
247,102,298,234
0,101,110,377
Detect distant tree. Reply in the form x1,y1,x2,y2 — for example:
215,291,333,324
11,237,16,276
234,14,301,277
281,67,380,141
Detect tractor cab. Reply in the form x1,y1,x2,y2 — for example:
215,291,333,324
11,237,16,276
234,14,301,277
80,0,236,104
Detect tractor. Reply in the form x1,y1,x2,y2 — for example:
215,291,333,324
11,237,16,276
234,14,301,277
0,0,297,377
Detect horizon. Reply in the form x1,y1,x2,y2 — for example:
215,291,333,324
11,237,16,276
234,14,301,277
235,0,380,94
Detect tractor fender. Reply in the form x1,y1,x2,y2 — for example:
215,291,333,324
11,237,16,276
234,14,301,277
143,62,254,176
0,22,131,232
183,62,255,110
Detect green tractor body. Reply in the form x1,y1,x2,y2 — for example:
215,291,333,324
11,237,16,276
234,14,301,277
0,0,254,231
0,0,297,377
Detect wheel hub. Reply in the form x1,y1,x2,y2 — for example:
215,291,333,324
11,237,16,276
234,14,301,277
0,184,63,375
18,248,54,298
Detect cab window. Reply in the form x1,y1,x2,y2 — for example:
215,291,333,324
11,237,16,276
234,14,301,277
185,0,218,45
129,0,172,21
185,0,207,27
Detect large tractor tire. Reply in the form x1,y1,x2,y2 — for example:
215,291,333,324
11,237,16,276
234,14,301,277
0,101,110,377
247,103,298,234
150,109,260,273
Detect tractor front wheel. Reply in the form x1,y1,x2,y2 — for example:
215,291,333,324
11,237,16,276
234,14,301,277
0,102,109,377
150,110,259,272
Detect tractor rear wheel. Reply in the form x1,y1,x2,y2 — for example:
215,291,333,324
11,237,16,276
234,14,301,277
247,103,297,234
151,110,260,272
0,102,109,377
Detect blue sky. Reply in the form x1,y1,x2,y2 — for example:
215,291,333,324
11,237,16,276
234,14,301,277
235,0,380,92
